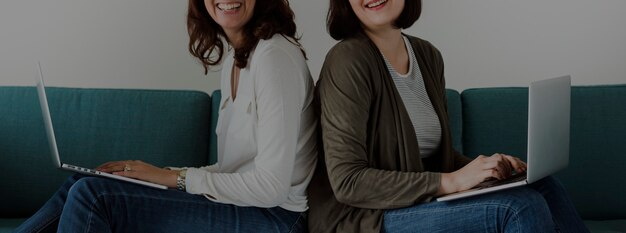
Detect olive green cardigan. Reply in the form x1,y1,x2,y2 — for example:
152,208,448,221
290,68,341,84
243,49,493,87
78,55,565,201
308,33,472,233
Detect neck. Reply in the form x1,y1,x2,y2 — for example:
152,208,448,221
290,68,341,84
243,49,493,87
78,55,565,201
225,29,245,49
364,27,404,59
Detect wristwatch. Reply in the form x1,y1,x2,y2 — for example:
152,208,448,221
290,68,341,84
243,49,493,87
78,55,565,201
176,169,187,191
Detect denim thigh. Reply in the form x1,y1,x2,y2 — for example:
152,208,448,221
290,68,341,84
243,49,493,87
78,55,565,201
54,176,304,233
382,186,555,233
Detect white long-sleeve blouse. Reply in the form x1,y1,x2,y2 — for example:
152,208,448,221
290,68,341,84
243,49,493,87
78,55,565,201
184,34,318,212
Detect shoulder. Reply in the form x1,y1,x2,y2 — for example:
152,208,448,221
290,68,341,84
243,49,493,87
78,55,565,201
318,35,380,96
253,34,306,64
321,35,380,84
404,34,443,61
325,35,377,67
249,34,312,87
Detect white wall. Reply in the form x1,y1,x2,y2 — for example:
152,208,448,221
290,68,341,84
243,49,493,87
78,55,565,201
409,0,626,90
294,0,626,90
0,0,219,93
1,0,625,93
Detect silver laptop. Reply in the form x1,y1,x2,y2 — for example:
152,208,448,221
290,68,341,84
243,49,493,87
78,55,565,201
35,62,167,190
437,75,571,201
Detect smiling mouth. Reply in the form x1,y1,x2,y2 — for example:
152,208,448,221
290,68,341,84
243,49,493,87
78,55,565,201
217,2,242,11
366,0,387,8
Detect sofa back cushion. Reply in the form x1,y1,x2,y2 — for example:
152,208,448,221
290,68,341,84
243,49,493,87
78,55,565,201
445,89,464,153
461,85,626,220
461,88,529,158
0,87,211,218
209,90,221,165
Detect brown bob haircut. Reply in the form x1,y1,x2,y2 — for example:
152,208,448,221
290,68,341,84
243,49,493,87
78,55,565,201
187,0,303,73
327,0,422,40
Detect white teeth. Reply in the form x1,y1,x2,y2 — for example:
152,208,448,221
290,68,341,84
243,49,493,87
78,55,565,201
367,0,387,8
217,2,242,11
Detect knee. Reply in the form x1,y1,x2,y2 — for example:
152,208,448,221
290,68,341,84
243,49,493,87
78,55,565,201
507,188,550,214
66,177,109,203
501,188,554,230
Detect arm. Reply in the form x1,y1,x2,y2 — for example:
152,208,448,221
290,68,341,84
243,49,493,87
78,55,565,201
183,45,307,207
318,48,440,209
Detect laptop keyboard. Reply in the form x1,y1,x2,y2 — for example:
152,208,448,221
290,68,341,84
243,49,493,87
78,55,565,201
474,172,527,189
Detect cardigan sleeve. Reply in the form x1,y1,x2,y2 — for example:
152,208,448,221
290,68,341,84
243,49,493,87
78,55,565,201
317,44,441,209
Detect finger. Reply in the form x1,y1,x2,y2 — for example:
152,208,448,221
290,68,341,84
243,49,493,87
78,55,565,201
494,164,508,179
514,157,527,167
484,169,503,180
124,160,145,166
483,161,508,179
124,163,143,172
493,154,512,177
113,170,139,179
100,162,135,173
95,161,122,170
505,155,527,173
507,156,525,173
481,160,506,179
497,154,513,177
517,158,528,172
481,161,500,170
482,154,508,167
485,153,506,163
489,153,512,176
97,162,126,172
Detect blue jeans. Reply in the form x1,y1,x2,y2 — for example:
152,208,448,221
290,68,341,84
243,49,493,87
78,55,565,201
15,174,306,233
383,176,589,233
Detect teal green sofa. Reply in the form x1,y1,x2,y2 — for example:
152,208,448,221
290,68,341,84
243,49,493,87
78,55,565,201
445,85,626,233
0,87,221,232
1,85,624,232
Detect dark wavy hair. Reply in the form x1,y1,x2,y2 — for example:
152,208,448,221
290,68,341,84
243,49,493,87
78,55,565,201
327,0,422,40
187,0,305,73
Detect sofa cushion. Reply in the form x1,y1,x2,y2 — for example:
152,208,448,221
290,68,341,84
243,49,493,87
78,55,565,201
0,87,211,218
445,89,463,153
461,87,529,159
461,85,626,220
561,85,626,220
0,218,26,233
584,220,626,233
209,90,221,165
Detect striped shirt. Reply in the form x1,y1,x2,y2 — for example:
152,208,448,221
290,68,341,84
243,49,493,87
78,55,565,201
382,36,442,158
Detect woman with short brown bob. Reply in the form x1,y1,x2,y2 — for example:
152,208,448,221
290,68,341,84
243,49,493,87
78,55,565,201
15,0,316,232
307,0,588,232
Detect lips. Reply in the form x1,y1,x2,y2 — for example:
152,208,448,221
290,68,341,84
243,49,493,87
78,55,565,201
216,2,242,11
366,0,387,8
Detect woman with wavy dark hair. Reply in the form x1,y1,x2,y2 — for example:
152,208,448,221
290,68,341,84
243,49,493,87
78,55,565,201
15,0,316,232
307,0,588,232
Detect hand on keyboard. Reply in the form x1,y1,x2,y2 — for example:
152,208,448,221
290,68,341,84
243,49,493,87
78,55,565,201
474,172,527,189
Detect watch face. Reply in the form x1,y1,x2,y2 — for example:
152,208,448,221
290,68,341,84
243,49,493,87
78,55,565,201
179,169,188,178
